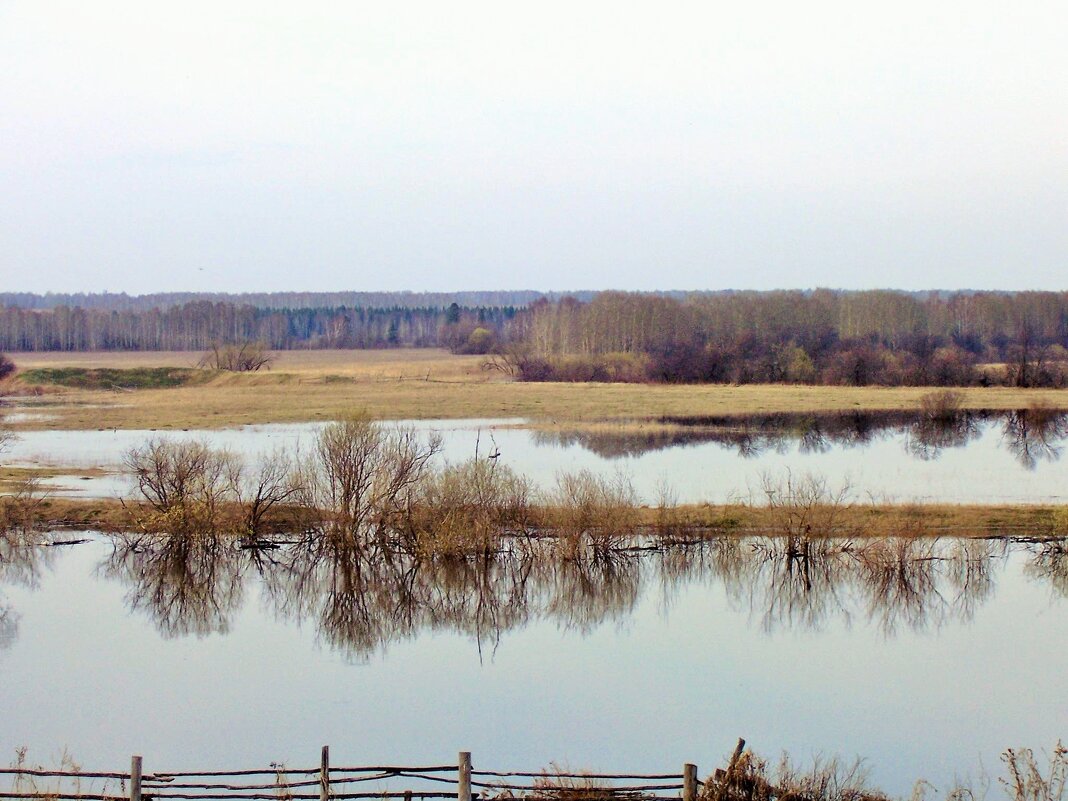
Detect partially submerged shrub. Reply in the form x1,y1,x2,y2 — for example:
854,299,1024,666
291,414,442,542
919,390,965,422
124,438,240,534
0,476,46,536
758,471,854,539
411,459,534,555
550,470,640,556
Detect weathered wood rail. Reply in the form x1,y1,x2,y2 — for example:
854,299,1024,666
0,748,713,801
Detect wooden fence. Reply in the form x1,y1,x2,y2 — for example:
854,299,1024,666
0,747,728,801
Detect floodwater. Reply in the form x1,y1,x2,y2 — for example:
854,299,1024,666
2,409,1067,793
1,532,1065,795
4,409,1068,504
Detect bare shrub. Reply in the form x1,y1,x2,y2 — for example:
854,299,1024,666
759,470,854,539
123,438,240,533
920,389,965,422
0,476,47,535
226,449,300,538
412,458,534,555
550,470,640,556
292,414,442,541
198,341,275,372
0,354,15,381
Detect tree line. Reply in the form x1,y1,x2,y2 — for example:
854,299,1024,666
504,290,1068,387
0,290,594,312
5,289,1068,387
0,301,517,352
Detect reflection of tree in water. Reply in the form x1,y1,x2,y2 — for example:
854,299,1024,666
1024,539,1068,599
0,530,56,649
102,534,246,638
538,409,1068,467
659,536,1004,635
856,538,1000,634
905,413,982,461
96,533,1065,657
1000,407,1068,470
258,536,642,661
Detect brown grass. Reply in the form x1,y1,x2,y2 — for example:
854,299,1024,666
6,349,1068,430
19,493,1068,542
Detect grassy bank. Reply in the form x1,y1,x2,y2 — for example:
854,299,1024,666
4,349,1068,430
20,495,1068,540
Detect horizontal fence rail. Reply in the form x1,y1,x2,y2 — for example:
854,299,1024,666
0,747,738,801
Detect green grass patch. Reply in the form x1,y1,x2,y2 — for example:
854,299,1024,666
20,366,206,390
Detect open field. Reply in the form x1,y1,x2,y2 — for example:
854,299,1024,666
3,349,1068,430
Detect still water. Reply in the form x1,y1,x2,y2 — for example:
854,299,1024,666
5,410,1068,504
1,532,1065,794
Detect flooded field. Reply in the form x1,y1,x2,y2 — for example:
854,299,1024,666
2,409,1066,794
1,531,1065,794
4,409,1068,504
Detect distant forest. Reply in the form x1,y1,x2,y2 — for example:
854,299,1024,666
3,289,1068,387
507,290,1068,387
0,290,593,312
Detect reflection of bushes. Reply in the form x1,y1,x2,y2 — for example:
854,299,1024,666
536,408,1066,467
91,532,1058,657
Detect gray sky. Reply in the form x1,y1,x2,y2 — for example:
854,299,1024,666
1,1,1066,294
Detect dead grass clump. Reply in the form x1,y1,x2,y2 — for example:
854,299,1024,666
411,458,534,555
7,748,112,800
701,747,886,801
1000,743,1067,801
486,763,614,801
549,470,640,557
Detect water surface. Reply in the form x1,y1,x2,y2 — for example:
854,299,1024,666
5,410,1068,504
1,532,1065,795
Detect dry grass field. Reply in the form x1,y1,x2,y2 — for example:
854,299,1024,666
4,348,1068,430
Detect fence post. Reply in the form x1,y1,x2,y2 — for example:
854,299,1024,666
130,756,142,801
320,746,330,801
458,751,472,801
683,763,697,801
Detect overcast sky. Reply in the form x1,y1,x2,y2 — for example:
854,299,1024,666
1,1,1066,294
